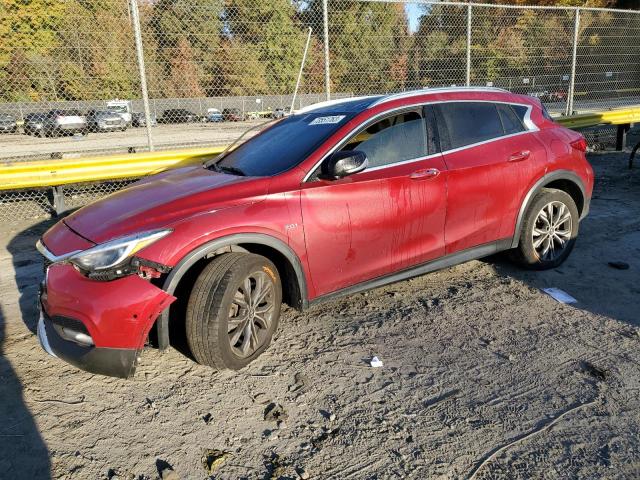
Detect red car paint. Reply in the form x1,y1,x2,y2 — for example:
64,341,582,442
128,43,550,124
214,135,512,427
38,88,594,377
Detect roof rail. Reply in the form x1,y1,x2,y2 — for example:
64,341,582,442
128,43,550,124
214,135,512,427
368,87,510,108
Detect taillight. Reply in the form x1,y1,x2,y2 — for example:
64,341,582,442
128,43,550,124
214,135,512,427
570,137,587,152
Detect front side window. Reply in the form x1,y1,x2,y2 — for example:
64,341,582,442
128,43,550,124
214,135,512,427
217,112,354,176
339,111,426,169
434,102,504,150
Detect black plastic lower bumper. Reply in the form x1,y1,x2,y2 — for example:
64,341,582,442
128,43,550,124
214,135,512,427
37,312,139,379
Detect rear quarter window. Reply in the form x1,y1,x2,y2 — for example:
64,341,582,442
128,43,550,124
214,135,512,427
496,103,526,135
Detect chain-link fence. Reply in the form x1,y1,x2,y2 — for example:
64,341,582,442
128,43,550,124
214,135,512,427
1,1,640,221
1,0,639,162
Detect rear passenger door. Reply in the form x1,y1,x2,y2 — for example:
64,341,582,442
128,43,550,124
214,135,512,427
433,101,546,254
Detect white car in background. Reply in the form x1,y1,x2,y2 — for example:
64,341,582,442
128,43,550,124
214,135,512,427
106,99,132,126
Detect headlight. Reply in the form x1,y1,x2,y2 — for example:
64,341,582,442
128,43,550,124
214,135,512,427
69,229,171,271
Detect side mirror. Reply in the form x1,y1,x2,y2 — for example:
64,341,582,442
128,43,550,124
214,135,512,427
322,150,368,179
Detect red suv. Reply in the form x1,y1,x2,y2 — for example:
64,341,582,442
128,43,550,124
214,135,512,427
36,88,593,378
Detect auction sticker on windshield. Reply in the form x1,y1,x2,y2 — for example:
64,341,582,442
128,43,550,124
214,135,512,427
309,115,346,125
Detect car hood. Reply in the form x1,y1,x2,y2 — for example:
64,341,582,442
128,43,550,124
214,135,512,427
64,166,269,243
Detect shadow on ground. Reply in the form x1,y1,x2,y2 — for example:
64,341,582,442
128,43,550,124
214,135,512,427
0,304,51,479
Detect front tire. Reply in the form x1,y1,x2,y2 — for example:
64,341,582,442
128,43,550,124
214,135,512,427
512,188,579,270
186,253,282,371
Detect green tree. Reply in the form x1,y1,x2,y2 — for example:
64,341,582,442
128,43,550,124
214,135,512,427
56,0,139,100
0,0,65,100
225,0,308,95
149,0,223,97
304,0,410,94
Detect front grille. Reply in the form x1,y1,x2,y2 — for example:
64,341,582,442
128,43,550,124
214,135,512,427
50,315,89,335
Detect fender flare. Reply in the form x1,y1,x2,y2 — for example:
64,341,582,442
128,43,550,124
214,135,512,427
510,169,588,249
157,233,309,350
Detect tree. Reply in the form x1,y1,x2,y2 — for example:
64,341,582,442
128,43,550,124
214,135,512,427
303,0,410,94
224,0,308,95
0,0,66,100
149,0,223,97
55,0,139,100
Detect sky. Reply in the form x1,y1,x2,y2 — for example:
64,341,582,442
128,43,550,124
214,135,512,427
405,3,424,33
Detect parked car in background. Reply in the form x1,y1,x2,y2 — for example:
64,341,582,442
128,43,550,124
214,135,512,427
86,110,127,132
23,113,48,136
548,90,568,103
131,112,157,128
205,108,223,123
158,109,199,124
106,99,132,126
36,87,593,378
272,107,290,119
0,113,17,133
41,110,87,137
222,108,243,122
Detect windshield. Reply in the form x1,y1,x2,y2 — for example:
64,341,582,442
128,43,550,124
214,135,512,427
108,105,127,113
215,112,353,176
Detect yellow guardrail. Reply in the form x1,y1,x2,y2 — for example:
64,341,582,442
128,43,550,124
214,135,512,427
0,145,226,191
0,106,639,192
556,106,640,129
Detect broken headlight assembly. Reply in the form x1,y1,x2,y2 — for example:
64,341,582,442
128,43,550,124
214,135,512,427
68,229,172,281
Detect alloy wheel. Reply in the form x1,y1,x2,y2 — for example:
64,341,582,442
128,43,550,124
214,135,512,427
227,271,275,358
532,200,573,262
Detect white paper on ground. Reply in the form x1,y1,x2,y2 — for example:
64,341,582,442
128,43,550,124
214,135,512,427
370,356,383,368
542,287,577,304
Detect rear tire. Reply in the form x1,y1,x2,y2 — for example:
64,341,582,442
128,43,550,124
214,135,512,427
185,253,282,371
511,188,579,270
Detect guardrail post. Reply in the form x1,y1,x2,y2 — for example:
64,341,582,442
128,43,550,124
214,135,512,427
566,8,580,116
616,124,630,151
51,186,66,216
322,0,331,100
129,0,154,152
466,4,472,87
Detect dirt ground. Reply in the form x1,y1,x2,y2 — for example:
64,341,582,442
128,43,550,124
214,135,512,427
1,150,639,480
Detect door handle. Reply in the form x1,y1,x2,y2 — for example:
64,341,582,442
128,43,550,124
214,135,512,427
410,168,440,180
509,150,530,162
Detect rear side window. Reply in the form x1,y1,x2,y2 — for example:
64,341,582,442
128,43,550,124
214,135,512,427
434,102,504,150
496,103,525,135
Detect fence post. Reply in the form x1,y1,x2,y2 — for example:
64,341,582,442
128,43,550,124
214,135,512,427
129,0,154,151
566,8,580,116
292,27,313,113
466,4,472,87
322,0,331,100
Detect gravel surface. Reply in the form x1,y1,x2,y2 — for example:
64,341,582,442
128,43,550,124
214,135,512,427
1,151,639,479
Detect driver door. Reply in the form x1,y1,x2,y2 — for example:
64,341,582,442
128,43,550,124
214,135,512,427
300,109,447,297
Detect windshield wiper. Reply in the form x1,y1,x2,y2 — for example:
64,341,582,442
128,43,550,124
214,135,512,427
203,117,280,169
212,164,246,176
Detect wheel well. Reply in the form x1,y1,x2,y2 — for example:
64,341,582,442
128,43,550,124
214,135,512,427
237,243,303,310
542,179,584,216
158,243,304,350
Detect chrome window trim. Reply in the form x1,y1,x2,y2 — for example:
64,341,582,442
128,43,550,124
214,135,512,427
366,153,442,173
302,99,537,183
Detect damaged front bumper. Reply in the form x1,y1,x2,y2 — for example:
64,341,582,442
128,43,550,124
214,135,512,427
37,310,141,378
38,263,175,378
